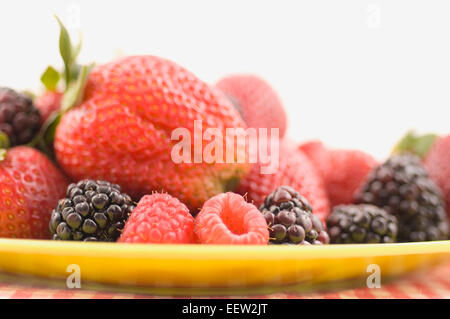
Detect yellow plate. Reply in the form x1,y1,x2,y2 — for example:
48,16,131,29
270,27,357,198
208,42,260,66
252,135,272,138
0,239,449,295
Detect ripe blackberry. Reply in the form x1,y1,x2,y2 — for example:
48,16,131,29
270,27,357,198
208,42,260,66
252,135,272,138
0,87,41,146
327,205,398,244
259,186,330,245
355,154,449,242
49,180,135,241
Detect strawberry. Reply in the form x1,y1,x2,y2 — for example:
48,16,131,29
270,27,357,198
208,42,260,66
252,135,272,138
235,141,330,223
34,19,251,211
53,54,250,211
298,140,377,207
35,90,62,124
216,74,287,138
425,135,450,215
0,146,68,238
394,132,450,217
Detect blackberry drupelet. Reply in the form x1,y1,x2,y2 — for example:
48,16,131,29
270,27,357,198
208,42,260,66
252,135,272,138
50,180,135,241
0,87,41,145
355,154,449,242
259,186,330,245
327,204,398,244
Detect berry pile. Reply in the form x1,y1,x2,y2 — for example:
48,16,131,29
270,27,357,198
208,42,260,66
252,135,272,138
0,17,449,253
50,180,135,241
259,186,329,245
0,87,41,146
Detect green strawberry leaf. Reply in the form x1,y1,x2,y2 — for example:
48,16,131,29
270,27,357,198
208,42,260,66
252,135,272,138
72,32,83,62
61,63,94,113
31,63,93,151
28,16,91,153
393,131,438,159
55,15,73,88
40,66,61,91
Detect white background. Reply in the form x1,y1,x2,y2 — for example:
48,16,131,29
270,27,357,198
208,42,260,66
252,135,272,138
0,0,449,159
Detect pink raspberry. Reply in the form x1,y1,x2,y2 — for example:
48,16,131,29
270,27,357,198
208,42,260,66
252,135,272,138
119,193,195,244
195,192,269,245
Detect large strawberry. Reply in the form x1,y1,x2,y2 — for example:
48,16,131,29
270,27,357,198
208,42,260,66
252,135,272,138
299,140,377,207
0,145,68,238
50,21,250,211
394,132,450,217
235,141,330,223
216,74,287,139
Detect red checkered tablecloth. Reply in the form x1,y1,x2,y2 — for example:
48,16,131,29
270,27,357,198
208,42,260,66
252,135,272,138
0,263,449,299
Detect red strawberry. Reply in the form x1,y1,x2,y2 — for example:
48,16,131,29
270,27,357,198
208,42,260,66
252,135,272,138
216,74,287,139
54,56,250,211
394,132,450,216
35,90,62,124
425,135,450,214
299,141,377,207
0,146,68,238
236,141,330,223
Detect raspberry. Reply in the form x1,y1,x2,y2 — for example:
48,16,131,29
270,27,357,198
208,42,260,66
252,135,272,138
119,193,195,244
195,192,269,245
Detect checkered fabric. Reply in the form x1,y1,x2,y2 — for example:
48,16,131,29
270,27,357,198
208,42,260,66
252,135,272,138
0,263,449,299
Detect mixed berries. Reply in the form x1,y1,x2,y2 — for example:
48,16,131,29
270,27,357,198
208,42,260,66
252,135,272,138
0,17,448,247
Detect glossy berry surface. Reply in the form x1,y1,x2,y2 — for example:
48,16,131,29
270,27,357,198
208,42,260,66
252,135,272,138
50,179,135,241
327,204,398,244
259,186,329,245
356,154,449,242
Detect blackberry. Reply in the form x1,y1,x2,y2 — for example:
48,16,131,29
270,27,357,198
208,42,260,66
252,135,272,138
50,180,135,241
355,154,449,242
0,87,41,146
259,186,330,245
327,204,398,244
